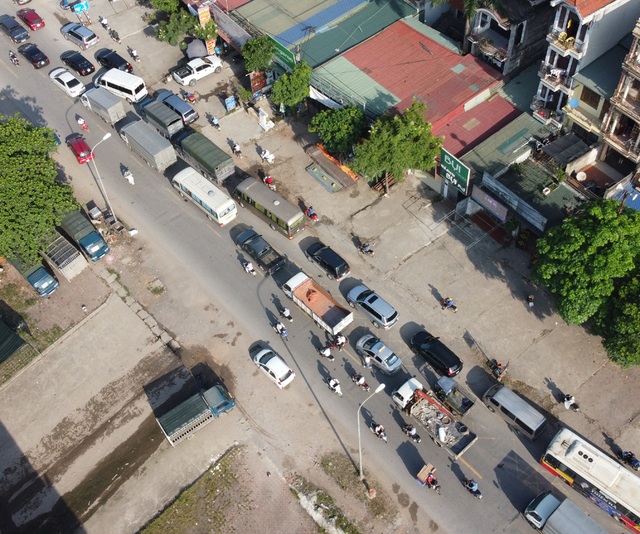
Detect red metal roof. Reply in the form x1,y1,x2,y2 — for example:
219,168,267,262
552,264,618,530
433,95,522,157
343,20,502,130
564,0,616,18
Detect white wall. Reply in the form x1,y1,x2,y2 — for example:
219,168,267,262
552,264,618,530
424,1,452,26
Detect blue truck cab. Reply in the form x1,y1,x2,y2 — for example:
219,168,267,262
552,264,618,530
8,257,59,297
202,385,235,416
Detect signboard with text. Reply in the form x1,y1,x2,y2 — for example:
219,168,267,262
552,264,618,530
268,36,295,71
440,148,470,195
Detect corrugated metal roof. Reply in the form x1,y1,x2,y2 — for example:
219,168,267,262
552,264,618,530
157,394,210,437
235,0,339,39
311,56,400,116
299,0,417,68
342,19,501,124
433,95,521,157
0,319,25,364
461,112,552,176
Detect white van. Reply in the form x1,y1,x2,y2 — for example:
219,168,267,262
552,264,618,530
483,384,547,440
95,69,148,103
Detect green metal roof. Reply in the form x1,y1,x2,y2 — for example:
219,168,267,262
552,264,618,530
299,0,417,68
311,56,400,116
461,112,553,176
0,320,25,364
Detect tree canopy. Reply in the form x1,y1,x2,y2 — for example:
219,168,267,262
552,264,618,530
156,10,194,46
271,61,312,110
150,0,179,14
191,19,217,42
242,35,275,74
350,100,442,185
308,106,367,156
534,200,640,325
0,115,78,264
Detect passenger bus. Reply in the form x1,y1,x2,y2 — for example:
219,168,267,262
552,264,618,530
172,167,237,227
234,177,305,239
541,428,640,531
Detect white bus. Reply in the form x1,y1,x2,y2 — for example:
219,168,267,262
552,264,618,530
172,167,237,227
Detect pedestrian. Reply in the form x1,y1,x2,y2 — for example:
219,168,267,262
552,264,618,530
527,295,535,308
364,354,371,368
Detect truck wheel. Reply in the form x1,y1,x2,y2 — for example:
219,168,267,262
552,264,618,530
189,80,196,87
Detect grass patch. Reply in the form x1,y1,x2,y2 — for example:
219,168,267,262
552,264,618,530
290,474,361,534
140,446,247,534
0,282,38,313
320,454,396,522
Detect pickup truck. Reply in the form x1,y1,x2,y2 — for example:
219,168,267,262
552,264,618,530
235,229,286,275
392,378,477,460
172,55,222,87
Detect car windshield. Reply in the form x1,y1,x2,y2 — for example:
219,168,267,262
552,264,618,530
67,78,81,88
78,148,90,157
383,351,399,366
259,351,276,365
363,337,379,351
358,289,374,301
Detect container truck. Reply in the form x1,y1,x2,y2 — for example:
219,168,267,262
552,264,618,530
392,378,477,460
119,120,177,172
524,492,607,534
173,130,234,184
80,87,126,125
60,210,110,262
281,272,353,336
157,385,235,446
138,99,184,139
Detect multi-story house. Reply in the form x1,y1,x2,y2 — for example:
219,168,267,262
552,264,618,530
601,18,640,175
532,0,640,130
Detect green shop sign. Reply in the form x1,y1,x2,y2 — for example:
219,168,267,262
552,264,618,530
269,36,296,71
440,148,470,195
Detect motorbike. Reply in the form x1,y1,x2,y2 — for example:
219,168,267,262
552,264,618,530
305,207,318,222
330,334,347,352
232,144,242,157
370,422,388,443
99,16,110,30
122,169,135,186
463,479,482,499
77,117,89,132
210,116,220,131
327,377,342,397
261,149,275,164
318,345,334,362
9,51,19,66
488,359,509,382
562,394,580,412
273,322,288,341
358,243,374,256
440,298,458,312
403,424,421,443
262,175,276,191
242,261,256,277
279,307,293,323
352,373,370,392
417,464,440,494
109,29,121,44
127,46,140,63
617,451,640,471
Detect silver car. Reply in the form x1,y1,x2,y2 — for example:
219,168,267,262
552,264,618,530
346,284,399,329
253,348,295,388
355,334,402,375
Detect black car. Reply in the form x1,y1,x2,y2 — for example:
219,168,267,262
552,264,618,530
0,14,29,43
410,330,463,377
95,49,132,73
305,241,351,281
61,50,95,76
18,42,48,68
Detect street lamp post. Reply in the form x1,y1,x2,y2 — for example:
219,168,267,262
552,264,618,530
90,133,117,224
357,383,386,482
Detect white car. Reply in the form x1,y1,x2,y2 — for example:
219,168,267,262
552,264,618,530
253,348,295,389
171,55,222,86
49,67,85,97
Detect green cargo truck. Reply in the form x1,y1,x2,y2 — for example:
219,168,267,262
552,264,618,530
173,130,234,184
60,210,110,262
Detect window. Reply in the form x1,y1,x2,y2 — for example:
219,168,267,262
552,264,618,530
581,86,600,109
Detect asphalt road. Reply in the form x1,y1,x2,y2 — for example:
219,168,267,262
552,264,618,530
0,5,621,533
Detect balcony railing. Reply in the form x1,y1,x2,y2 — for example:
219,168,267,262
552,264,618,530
538,63,573,91
610,94,640,124
623,54,640,79
546,26,584,55
469,33,508,62
603,131,640,160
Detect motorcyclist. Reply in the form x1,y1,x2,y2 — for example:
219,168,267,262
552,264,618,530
306,206,316,218
465,479,479,492
334,334,346,350
243,261,254,274
426,473,438,488
233,143,242,156
275,321,286,336
77,116,86,126
320,346,332,359
360,242,372,254
443,297,455,309
355,374,366,387
563,394,575,410
374,424,385,437
281,307,292,320
405,424,417,437
622,451,637,463
9,50,18,63
328,378,341,394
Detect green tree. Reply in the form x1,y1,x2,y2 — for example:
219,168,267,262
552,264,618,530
150,0,179,14
241,35,275,73
534,200,640,324
0,115,78,263
351,100,442,190
271,61,312,111
308,106,367,156
594,277,640,367
191,19,217,42
156,11,194,45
